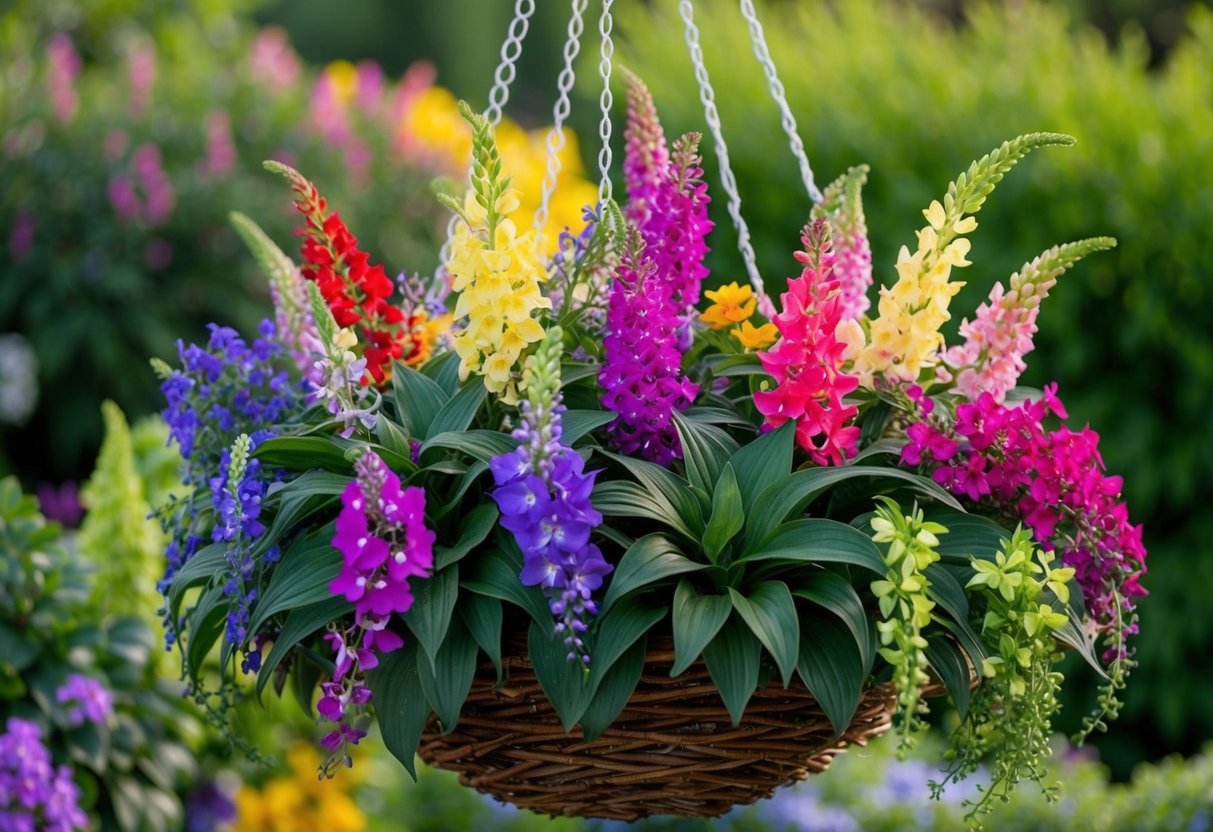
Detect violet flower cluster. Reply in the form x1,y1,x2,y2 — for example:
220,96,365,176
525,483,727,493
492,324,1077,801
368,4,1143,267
0,717,88,832
54,674,113,728
323,451,434,771
901,384,1147,658
491,328,613,664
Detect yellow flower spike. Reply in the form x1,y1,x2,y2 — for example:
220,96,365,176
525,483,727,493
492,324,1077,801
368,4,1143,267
731,320,779,351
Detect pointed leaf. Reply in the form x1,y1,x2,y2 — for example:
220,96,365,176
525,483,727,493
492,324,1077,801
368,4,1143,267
253,436,356,473
924,509,1011,564
366,641,430,780
797,613,866,737
671,580,732,676
598,450,704,537
703,463,744,560
579,637,647,741
460,594,502,682
422,430,518,464
434,503,498,570
793,569,874,674
257,596,354,699
587,600,666,689
426,377,487,439
729,420,795,512
403,564,459,673
703,615,761,726
167,543,226,621
729,582,799,687
528,620,593,731
591,481,697,540
249,529,342,636
392,362,449,437
463,548,550,626
742,518,886,575
924,635,972,721
416,619,478,733
672,411,739,495
562,410,617,446
600,534,704,615
420,349,461,394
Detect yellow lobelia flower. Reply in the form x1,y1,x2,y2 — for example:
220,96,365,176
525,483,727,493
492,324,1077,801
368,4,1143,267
700,281,757,330
732,320,779,351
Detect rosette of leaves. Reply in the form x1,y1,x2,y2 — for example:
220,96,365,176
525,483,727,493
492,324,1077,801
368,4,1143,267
0,478,203,831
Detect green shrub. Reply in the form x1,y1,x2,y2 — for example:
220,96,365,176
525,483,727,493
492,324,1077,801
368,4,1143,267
615,0,1213,774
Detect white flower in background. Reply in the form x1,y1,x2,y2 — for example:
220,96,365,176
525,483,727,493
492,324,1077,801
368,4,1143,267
0,333,38,425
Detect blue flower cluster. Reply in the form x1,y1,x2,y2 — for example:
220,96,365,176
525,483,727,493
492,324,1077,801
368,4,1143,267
0,717,87,832
490,394,613,665
158,320,302,650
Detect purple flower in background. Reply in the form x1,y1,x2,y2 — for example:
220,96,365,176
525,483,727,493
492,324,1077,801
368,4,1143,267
0,717,88,832
36,481,83,528
55,674,113,727
183,780,237,832
8,212,36,260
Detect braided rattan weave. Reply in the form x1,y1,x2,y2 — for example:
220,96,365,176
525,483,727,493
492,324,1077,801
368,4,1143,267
417,641,898,820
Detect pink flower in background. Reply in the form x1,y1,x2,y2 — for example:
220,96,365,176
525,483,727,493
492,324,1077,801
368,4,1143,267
355,60,384,113
56,674,113,727
107,174,141,222
46,33,81,124
103,129,128,162
132,143,174,225
249,26,301,91
128,42,156,119
8,212,36,260
203,110,236,178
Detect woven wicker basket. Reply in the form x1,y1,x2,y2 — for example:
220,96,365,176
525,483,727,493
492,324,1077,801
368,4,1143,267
417,639,899,821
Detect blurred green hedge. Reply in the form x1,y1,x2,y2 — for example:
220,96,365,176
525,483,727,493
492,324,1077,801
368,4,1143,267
615,0,1213,775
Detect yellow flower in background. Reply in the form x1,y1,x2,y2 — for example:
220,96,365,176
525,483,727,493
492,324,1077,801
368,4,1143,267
732,320,779,351
231,743,367,832
323,60,359,107
700,282,757,330
398,84,472,171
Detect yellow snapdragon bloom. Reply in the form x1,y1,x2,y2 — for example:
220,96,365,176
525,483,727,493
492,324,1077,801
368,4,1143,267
732,320,779,351
700,282,757,330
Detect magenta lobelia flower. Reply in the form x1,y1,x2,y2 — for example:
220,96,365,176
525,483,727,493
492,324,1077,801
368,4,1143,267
753,220,860,466
621,69,670,230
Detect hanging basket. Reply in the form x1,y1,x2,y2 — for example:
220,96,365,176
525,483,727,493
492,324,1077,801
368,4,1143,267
417,639,904,821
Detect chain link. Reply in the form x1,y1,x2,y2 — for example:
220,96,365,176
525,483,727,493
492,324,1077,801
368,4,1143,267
596,0,616,206
678,0,765,298
738,0,822,204
534,0,589,243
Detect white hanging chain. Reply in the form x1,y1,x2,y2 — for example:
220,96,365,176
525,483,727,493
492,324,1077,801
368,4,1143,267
678,0,765,298
534,0,589,242
738,0,822,204
439,0,536,273
596,0,616,206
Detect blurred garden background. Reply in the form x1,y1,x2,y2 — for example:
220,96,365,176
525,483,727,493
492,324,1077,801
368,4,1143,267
1,0,1211,829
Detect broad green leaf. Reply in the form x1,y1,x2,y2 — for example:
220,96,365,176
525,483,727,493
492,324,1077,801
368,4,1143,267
249,530,342,637
703,464,744,561
579,637,646,741
849,437,904,464
600,534,704,615
426,377,487,439
416,619,478,733
598,450,705,537
710,353,766,377
0,623,38,674
560,361,600,385
422,430,518,464
167,543,226,621
257,596,354,699
924,635,972,721
587,599,666,689
528,620,593,731
741,518,886,575
420,350,461,395
434,503,498,570
392,362,450,437
672,411,740,495
703,615,761,727
924,509,1011,564
253,436,354,473
404,564,459,673
460,594,502,682
745,466,962,553
797,613,866,737
366,641,430,780
683,406,753,428
463,549,550,626
186,586,227,680
376,415,416,461
591,481,697,541
729,420,795,512
793,569,874,674
562,410,617,446
729,582,799,687
433,460,490,519
925,562,971,625
671,580,732,676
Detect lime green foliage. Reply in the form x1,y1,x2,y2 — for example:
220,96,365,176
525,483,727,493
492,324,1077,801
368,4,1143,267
940,529,1073,826
77,401,164,618
129,414,183,512
618,0,1213,771
1007,238,1118,311
869,499,945,752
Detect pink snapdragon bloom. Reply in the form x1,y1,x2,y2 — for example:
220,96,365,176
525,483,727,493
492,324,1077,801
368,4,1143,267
128,43,156,119
203,110,236,178
132,143,175,225
248,27,301,92
812,165,873,320
46,34,81,124
621,71,670,229
754,220,860,466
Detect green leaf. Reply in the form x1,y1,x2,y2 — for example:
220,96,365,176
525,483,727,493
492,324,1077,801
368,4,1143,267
392,362,450,437
404,564,459,673
560,361,600,385
709,352,766,377
598,450,705,537
257,596,354,699
562,410,617,446
587,599,666,689
671,580,732,676
376,415,416,461
925,509,1011,564
463,548,550,626
421,350,461,395
579,637,646,741
426,377,487,439
793,570,874,675
924,635,972,721
528,620,593,731
924,562,970,624
460,595,502,682
435,503,498,570
591,481,698,541
366,641,430,780
0,623,38,673
422,430,518,464
702,464,744,560
703,615,761,726
729,420,795,512
742,518,886,575
797,612,866,737
745,466,962,553
167,543,226,621
600,534,704,615
253,436,354,473
186,586,227,680
416,619,478,733
672,411,740,495
729,582,799,687
249,530,342,637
